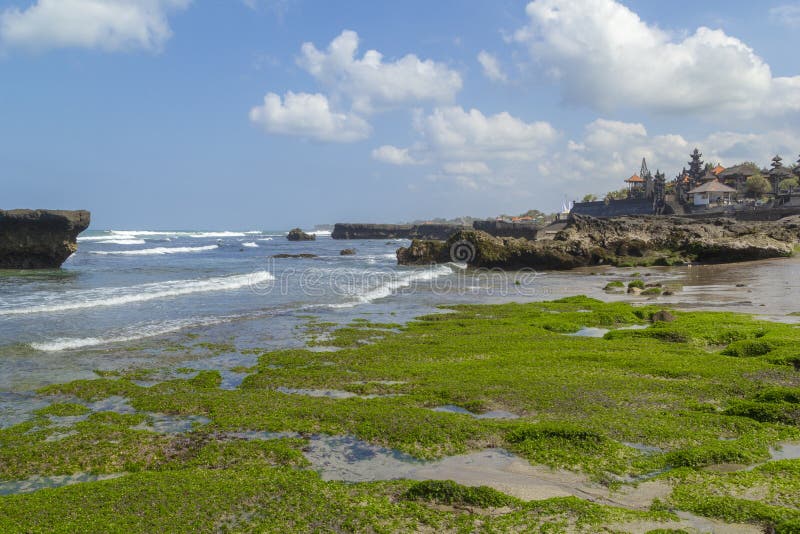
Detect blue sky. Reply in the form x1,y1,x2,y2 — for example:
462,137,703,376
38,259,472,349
1,0,799,229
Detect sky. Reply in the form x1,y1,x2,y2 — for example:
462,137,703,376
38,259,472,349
1,0,799,230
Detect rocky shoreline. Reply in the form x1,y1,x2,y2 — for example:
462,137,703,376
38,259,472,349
0,209,90,269
397,214,800,269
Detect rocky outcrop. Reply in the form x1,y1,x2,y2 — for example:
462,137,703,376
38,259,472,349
472,220,540,239
339,248,356,256
397,215,800,270
287,228,315,241
0,209,90,269
332,223,468,240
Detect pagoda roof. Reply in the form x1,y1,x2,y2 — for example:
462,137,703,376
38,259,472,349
712,164,725,175
687,180,737,194
625,174,644,183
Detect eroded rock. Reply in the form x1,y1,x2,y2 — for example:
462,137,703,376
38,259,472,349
0,209,90,269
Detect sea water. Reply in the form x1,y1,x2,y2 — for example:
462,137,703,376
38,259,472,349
2,228,800,426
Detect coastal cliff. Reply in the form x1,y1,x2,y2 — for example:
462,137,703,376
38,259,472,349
332,223,468,240
0,209,90,269
397,215,800,269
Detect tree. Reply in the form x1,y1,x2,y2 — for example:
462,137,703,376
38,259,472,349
687,148,704,184
745,174,771,198
519,209,546,219
581,194,598,202
604,188,628,201
779,177,799,192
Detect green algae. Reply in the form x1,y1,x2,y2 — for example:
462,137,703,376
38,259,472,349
2,296,800,530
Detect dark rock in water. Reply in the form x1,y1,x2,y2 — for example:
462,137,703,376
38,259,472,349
339,248,356,256
395,240,450,264
650,310,676,323
0,209,90,269
397,215,800,270
287,228,315,241
271,253,317,259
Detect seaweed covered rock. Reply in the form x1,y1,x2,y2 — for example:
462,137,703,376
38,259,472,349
395,240,449,264
0,209,90,269
286,228,315,241
398,215,800,270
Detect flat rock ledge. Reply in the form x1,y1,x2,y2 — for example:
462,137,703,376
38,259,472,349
397,215,800,270
0,209,91,269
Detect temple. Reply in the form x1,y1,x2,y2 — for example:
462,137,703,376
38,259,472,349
571,149,800,218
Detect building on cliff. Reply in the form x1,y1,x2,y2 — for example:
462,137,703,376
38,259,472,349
571,157,671,218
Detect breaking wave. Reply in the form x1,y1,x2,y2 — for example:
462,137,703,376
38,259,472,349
329,265,454,308
0,272,274,316
91,245,218,256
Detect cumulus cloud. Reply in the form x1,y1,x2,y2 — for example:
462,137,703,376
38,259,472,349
374,106,559,190
477,50,507,82
371,145,418,165
298,30,463,113
770,3,800,27
513,0,800,117
417,106,558,162
0,0,190,52
249,92,371,142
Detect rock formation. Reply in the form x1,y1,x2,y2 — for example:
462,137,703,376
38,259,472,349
397,215,800,270
287,228,315,241
339,248,356,255
0,209,90,269
332,223,468,240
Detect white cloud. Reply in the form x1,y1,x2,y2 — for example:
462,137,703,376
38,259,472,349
375,106,559,190
0,0,190,52
443,161,491,175
249,92,371,143
770,3,800,27
371,145,418,165
298,30,463,113
513,0,800,117
477,50,507,82
417,106,558,162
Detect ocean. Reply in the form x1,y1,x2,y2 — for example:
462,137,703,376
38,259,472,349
2,228,800,427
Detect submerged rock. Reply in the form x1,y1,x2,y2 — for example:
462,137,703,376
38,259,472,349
286,228,315,241
397,215,800,270
0,209,90,269
339,248,356,256
651,310,676,323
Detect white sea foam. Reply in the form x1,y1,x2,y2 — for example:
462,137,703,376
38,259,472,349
77,235,114,242
309,230,332,237
0,271,274,316
258,237,273,241
30,316,235,352
95,239,147,245
107,230,249,239
242,242,258,248
91,245,218,256
329,265,454,308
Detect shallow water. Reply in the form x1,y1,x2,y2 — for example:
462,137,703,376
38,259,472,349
0,473,126,496
432,405,519,419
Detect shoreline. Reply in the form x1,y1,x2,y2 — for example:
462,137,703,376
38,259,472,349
1,294,799,531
